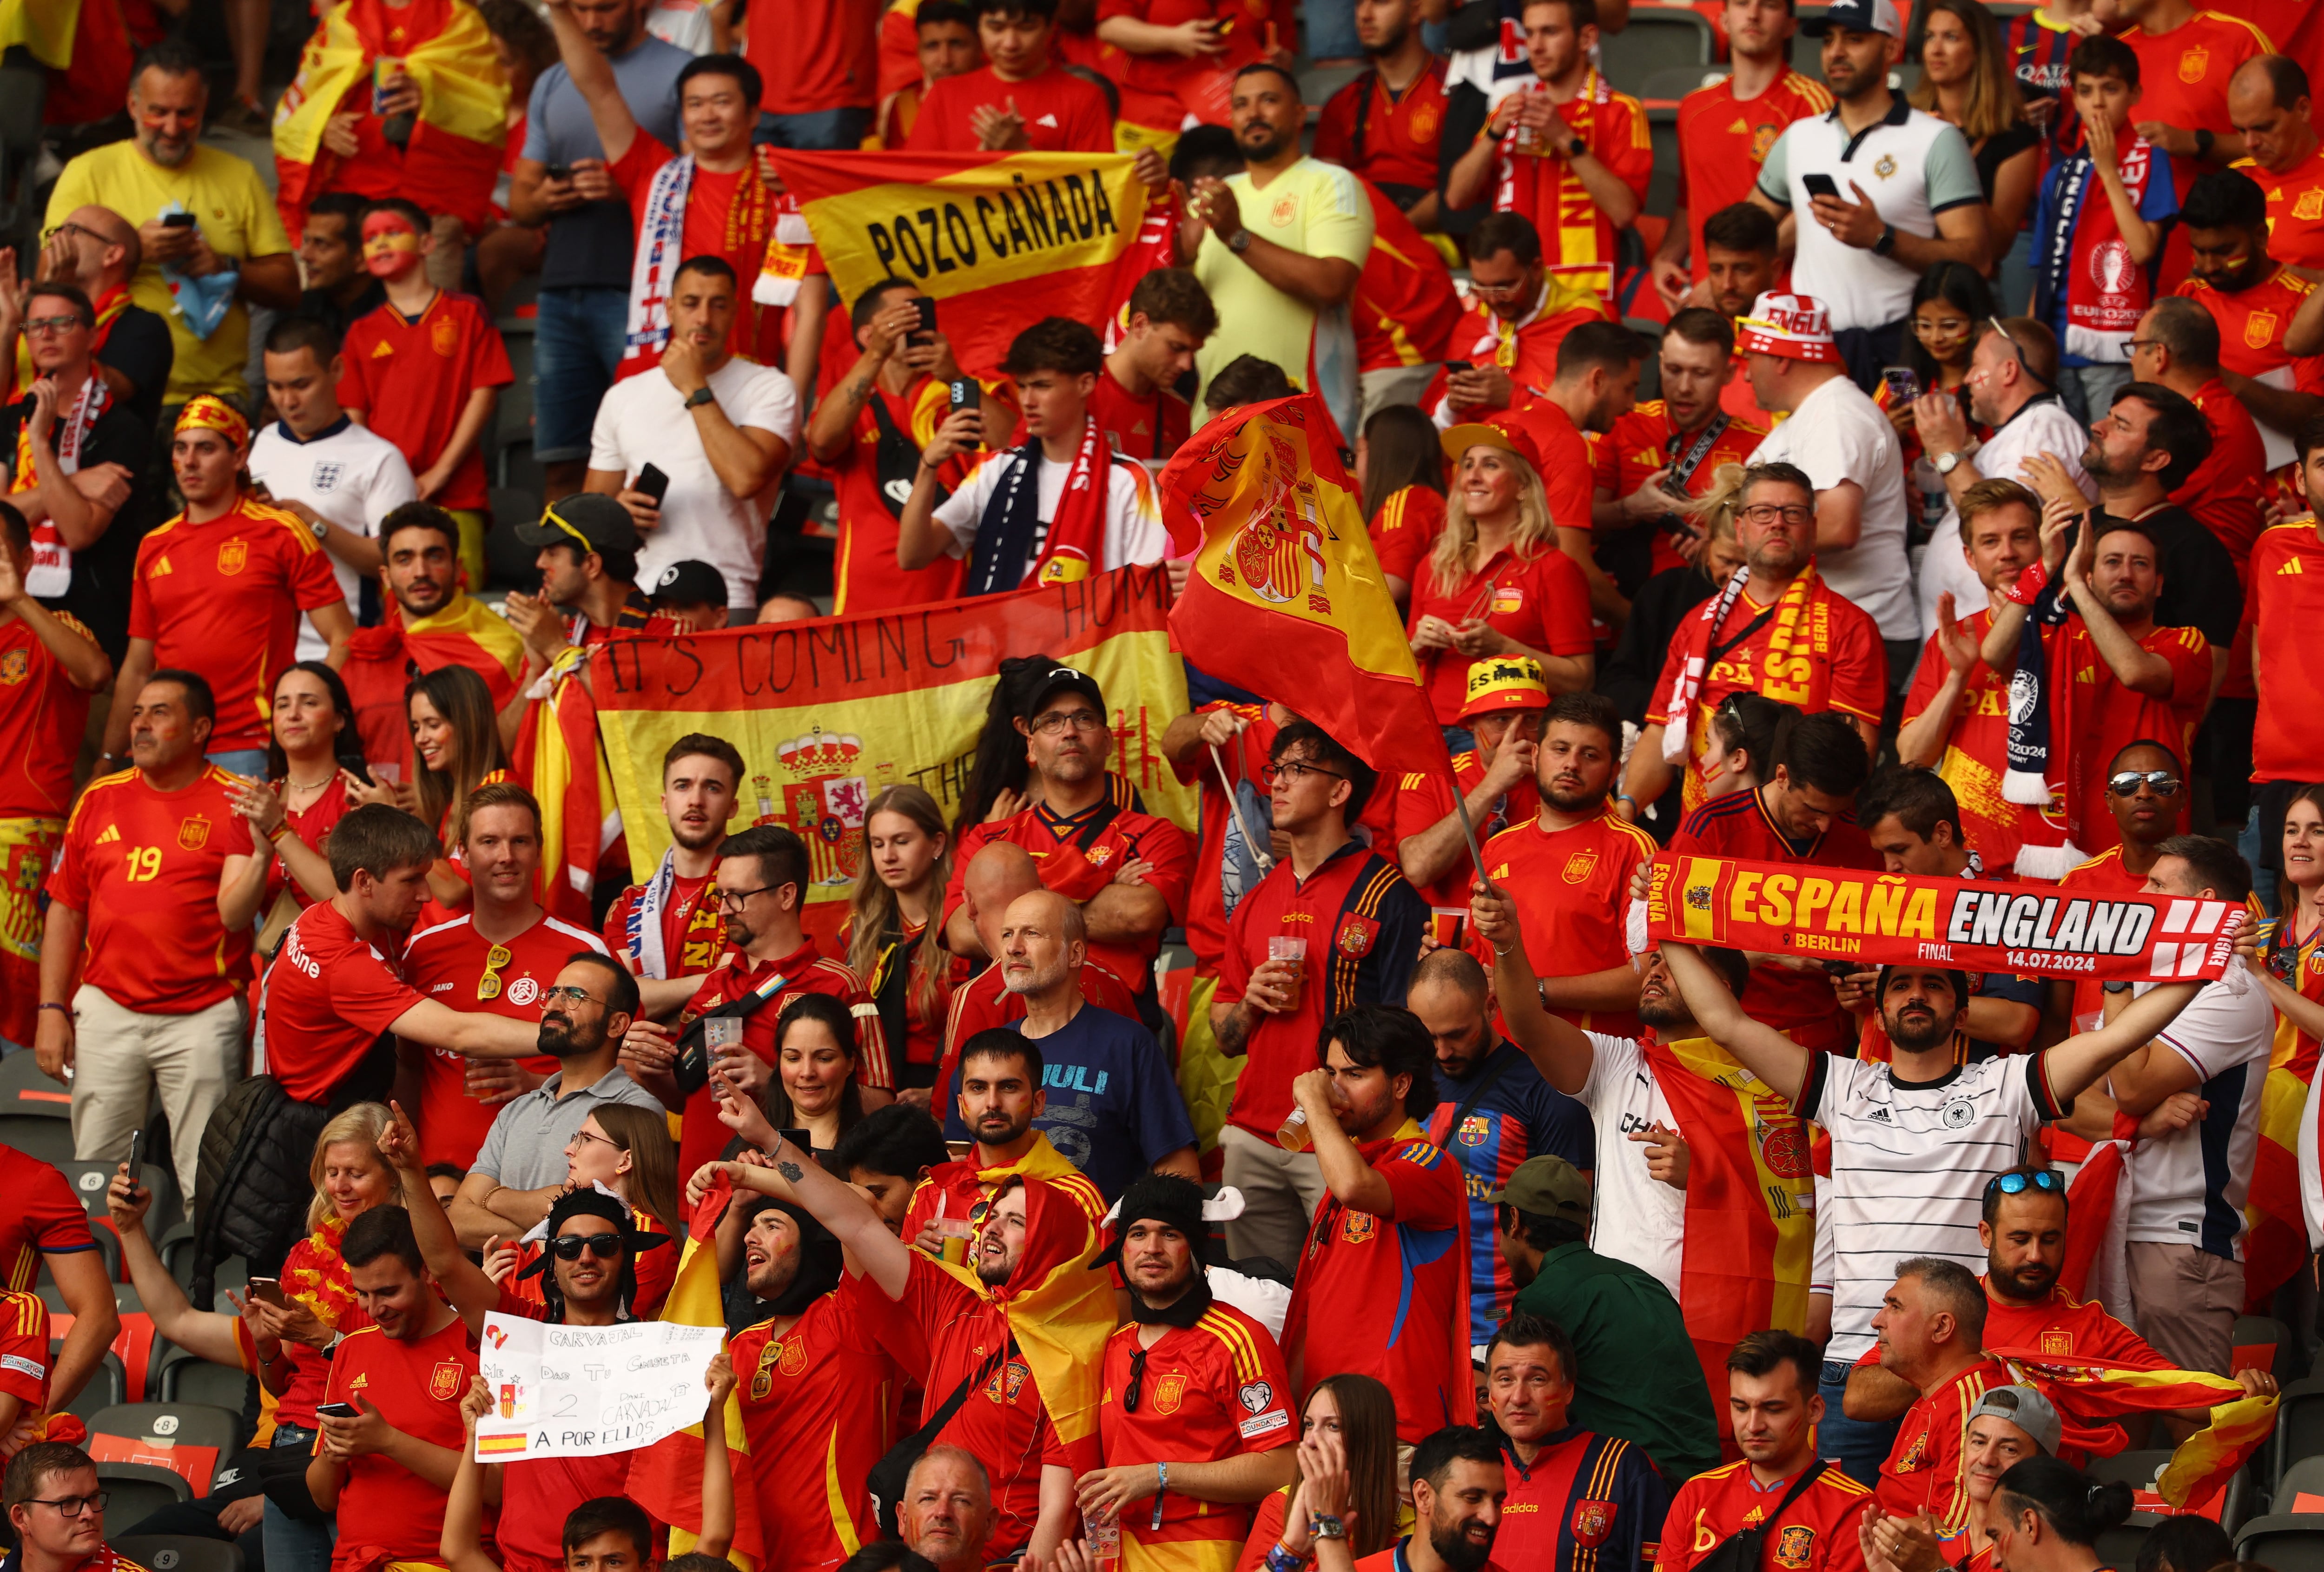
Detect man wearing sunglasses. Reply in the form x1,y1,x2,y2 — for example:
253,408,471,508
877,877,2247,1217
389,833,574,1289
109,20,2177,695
1076,1173,1297,1565
2,1442,124,1572
2048,740,2187,1041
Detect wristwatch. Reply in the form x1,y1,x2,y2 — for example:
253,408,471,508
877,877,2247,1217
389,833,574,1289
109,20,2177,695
1566,134,1588,159
1932,450,1963,477
2102,979,2134,995
684,385,718,410
1873,222,1899,258
1226,229,1253,255
1309,1516,1347,1542
307,513,329,540
2195,127,2216,159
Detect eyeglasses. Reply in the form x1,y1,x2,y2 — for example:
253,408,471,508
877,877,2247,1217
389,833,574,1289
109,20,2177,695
1987,317,2052,390
547,1233,625,1261
40,220,104,247
1029,710,1109,737
22,1492,108,1518
715,882,779,909
540,985,600,1007
1121,1346,1150,1413
2127,339,2163,355
476,943,514,1002
2108,770,2183,797
1983,1169,2064,1201
570,1125,618,1151
1262,760,1347,788
23,315,88,337
1468,276,1532,300
1737,503,1812,525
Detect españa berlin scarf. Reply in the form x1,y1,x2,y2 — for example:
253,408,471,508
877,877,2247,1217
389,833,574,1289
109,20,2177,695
1657,563,1823,763
11,374,111,600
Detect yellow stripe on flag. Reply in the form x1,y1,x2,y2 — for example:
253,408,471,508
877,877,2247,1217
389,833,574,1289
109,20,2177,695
1678,858,1723,942
475,1432,528,1456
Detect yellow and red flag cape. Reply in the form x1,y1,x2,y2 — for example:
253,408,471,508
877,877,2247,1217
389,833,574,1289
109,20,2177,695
512,646,617,928
2242,917,2321,1311
1158,394,1451,788
272,0,507,238
341,594,525,777
1990,1347,2278,1509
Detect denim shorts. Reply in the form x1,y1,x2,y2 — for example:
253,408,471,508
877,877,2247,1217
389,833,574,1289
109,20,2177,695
532,285,630,462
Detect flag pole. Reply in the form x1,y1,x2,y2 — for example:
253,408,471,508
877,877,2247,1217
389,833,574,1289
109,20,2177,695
1452,792,1497,898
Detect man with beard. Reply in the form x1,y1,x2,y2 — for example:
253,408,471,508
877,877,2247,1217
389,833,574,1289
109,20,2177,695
1338,1427,1508,1572
621,824,885,1186
401,783,612,1169
1975,1165,2174,1369
2049,741,2188,1042
1313,0,1450,224
905,1031,1105,1242
1477,1315,1668,1572
2126,297,2269,573
939,892,1195,1201
336,503,527,773
442,949,666,1247
262,804,548,1115
834,1103,953,1236
1429,215,1616,426
1076,1174,1298,1569
1659,1331,1875,1572
711,1144,1111,1562
1658,939,2204,1483
1698,205,1784,426
501,494,679,680
2184,171,2324,468
601,735,744,997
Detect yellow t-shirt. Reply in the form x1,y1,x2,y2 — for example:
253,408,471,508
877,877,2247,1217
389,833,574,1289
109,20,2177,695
46,140,292,404
1191,155,1375,414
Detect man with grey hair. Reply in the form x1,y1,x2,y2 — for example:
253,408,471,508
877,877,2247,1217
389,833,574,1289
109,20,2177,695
1869,1258,2010,1528
2126,295,2271,571
940,888,1197,1202
901,1446,996,1572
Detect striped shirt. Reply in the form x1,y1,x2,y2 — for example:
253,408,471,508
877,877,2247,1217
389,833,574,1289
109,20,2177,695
1801,1054,2067,1362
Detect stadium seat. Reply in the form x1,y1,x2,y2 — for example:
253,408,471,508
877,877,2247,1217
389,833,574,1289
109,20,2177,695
2086,1450,2174,1492
2233,1314,2299,1386
1641,65,1728,106
59,1350,128,1424
2274,1379,2324,1488
2277,1455,2324,1514
85,1402,243,1497
109,1537,246,1572
0,1050,73,1120
155,1345,255,1416
53,1161,180,1235
2238,1514,2324,1572
158,1222,198,1289
1600,9,1716,94
1791,9,1825,74
93,1461,191,1538
0,1115,76,1166
1645,109,1680,220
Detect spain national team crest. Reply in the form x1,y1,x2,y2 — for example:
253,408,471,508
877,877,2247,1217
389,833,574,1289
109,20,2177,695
1775,1526,1817,1569
2180,45,2208,82
779,1337,808,1376
761,728,871,887
431,314,461,357
177,815,211,851
2040,1330,2073,1355
1458,1114,1492,1147
1412,99,1441,140
1341,1211,1377,1244
1750,124,1777,162
0,648,25,686
2247,309,2278,349
216,537,250,576
2299,189,2324,221
1336,911,1379,958
1571,1500,1616,1546
1561,849,1599,885
1898,1433,1928,1473
429,1361,464,1401
1154,1373,1187,1414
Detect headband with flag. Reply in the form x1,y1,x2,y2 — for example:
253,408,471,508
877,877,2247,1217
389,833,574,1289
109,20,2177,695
174,395,249,449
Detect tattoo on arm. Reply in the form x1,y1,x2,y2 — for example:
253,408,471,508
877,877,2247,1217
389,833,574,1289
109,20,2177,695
1216,1008,1251,1056
776,1161,804,1182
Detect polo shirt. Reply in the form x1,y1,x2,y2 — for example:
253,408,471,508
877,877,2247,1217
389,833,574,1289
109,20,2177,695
469,1067,666,1190
1745,373,1915,642
1758,97,1984,332
1512,1242,1721,1483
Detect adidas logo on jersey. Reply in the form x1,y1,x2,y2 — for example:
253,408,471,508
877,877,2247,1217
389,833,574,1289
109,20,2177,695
1868,1106,1892,1122
1036,113,1058,127
95,825,120,844
372,340,394,357
150,557,172,577
2281,557,2306,575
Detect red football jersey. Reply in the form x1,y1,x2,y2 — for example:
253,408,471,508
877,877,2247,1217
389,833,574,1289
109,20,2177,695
1478,809,1657,1036
127,499,346,751
1369,486,1448,585
1592,404,1768,578
0,1289,50,1421
1487,72,1655,295
1314,60,1451,196
601,870,726,980
2245,520,2324,783
945,786,1194,987
1902,606,2033,874
1434,289,1615,415
1100,1304,1297,1557
1385,747,1542,910
2125,10,2271,283
900,1141,1108,1243
2065,621,2209,853
733,1293,899,1572
1876,1358,2010,1532
2176,377,2269,568
1282,1127,1470,1444
0,1149,94,1293
263,900,426,1104
1168,702,1280,977
46,766,255,1013
2251,143,2324,269
906,64,1114,153
321,1317,489,1567
0,610,98,819
2175,271,2324,392
1352,181,1465,375
2055,848,2147,1034
1657,1460,1874,1572
826,378,971,614
401,911,607,1169
607,139,779,373
1673,72,1833,284
1980,1278,2170,1368
1095,0,1289,128
1090,364,1190,466
749,0,879,114
337,291,514,511
1407,541,1594,726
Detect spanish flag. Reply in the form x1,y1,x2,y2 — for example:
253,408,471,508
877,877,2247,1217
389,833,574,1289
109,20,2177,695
272,0,507,238
1990,1347,2278,1510
628,1171,764,1568
1158,394,1451,788
2241,923,2320,1310
512,646,619,928
340,594,526,776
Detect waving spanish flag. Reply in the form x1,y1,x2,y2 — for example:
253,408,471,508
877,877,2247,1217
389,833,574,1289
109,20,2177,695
1159,394,1450,785
767,149,1162,379
272,0,506,238
1991,1347,2277,1509
340,594,525,776
2243,931,2320,1310
512,647,619,928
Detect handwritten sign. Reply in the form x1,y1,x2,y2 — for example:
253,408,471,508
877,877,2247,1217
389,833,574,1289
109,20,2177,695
473,1312,723,1462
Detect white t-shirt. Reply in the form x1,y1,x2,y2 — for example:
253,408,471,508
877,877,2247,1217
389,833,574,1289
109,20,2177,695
589,357,799,610
1914,396,2091,639
1749,371,1916,642
248,416,418,661
643,0,713,53
1806,1051,2054,1361
1577,1033,1686,1297
931,447,1167,585
2123,966,2273,1258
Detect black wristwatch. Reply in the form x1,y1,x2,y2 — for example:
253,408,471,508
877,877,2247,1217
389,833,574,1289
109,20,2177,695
2102,979,2134,995
2194,127,2216,159
1566,134,1588,159
684,385,717,410
1873,223,1898,258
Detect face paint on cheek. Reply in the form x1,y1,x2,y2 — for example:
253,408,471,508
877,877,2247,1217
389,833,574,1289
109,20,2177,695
362,218,424,278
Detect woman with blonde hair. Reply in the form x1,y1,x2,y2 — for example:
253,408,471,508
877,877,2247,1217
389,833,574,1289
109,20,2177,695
1235,1374,1405,1572
104,1103,402,1572
1406,421,1595,746
844,784,964,1105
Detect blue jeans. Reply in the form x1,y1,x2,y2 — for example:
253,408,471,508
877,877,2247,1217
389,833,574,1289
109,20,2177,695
205,748,269,777
266,1423,336,1572
1304,0,1360,57
1819,1359,1902,1487
533,285,631,462
754,107,872,149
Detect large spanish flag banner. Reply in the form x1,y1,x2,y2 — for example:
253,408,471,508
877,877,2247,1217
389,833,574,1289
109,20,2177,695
766,149,1161,379
1990,1347,2277,1510
2243,922,2321,1312
271,0,507,238
1647,856,2244,982
1158,394,1449,784
586,567,1196,903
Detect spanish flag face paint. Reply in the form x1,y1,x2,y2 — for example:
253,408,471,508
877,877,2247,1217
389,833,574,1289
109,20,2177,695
362,209,424,279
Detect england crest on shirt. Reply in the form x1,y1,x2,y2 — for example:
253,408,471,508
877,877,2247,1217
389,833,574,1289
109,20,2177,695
311,460,344,492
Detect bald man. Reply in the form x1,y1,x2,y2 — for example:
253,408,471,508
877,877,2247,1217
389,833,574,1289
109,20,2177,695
20,204,176,429
938,888,1198,1201
2229,56,2324,268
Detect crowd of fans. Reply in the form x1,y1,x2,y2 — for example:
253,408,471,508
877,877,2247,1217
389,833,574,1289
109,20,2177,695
9,0,2324,1569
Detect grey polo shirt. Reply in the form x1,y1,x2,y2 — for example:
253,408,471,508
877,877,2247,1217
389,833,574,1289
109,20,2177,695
470,1066,667,1191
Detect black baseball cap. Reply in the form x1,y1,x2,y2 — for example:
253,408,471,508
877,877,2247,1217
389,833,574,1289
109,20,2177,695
517,493,640,554
650,559,729,610
1022,664,1106,722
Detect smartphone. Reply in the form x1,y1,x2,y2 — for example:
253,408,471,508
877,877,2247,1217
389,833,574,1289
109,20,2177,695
1445,360,1475,376
634,463,671,505
246,1278,290,1309
948,378,975,412
124,1127,144,1179
1820,959,1858,977
777,1128,813,1152
914,297,938,334
160,211,198,229
1801,172,1842,201
1881,366,1921,404
545,163,574,183
315,1402,360,1420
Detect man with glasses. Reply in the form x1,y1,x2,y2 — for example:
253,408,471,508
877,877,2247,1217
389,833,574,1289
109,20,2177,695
1431,212,1614,425
7,205,174,431
945,666,1191,1034
3,1443,134,1572
1208,720,1426,1264
1909,318,2091,640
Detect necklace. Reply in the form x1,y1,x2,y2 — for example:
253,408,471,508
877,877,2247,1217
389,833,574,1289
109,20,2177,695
286,774,333,792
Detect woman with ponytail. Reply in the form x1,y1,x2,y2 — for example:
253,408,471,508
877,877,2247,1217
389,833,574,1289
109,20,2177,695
1983,1457,2135,1572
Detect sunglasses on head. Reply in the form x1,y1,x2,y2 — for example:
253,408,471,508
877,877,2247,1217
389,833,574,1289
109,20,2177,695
548,1233,625,1261
1984,1170,2064,1201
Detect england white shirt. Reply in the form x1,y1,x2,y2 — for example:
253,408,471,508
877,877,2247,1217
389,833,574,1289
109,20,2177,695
1747,372,1916,641
248,416,417,661
1578,1032,1685,1296
2123,965,2273,1259
1914,396,2092,639
588,357,799,611
931,446,1167,586
1806,1050,2060,1361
